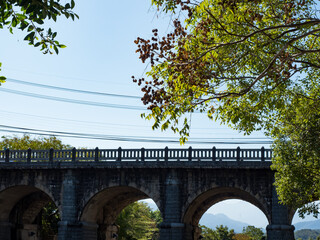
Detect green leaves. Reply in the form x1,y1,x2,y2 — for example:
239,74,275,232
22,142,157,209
134,0,319,141
201,225,235,240
116,202,161,240
0,0,78,56
271,96,320,216
0,62,5,84
0,135,72,150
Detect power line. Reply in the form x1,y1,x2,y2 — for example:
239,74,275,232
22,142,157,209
0,109,239,131
0,109,270,137
0,124,273,144
2,79,205,114
0,88,145,110
5,78,141,99
0,109,152,129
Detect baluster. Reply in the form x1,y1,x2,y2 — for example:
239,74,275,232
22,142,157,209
140,148,145,161
261,147,265,162
49,148,54,162
72,147,76,162
188,147,192,161
95,147,99,162
164,147,168,161
237,147,241,161
117,147,122,162
5,149,9,163
212,147,216,161
27,148,31,163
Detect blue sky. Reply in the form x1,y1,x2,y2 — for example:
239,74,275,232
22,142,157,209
0,0,316,228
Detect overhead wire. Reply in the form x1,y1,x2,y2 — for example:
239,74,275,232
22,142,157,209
0,78,271,143
0,109,239,131
0,124,273,144
0,88,145,110
0,109,271,140
0,109,153,129
5,78,141,99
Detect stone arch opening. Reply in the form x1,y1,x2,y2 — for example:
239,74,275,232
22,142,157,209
200,200,268,236
80,186,161,240
114,199,161,240
182,187,270,240
0,185,59,240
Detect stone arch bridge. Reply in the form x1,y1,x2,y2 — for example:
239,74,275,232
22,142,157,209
0,147,295,240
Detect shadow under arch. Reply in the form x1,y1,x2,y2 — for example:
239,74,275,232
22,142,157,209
80,186,160,225
0,185,57,222
0,185,59,239
183,186,270,227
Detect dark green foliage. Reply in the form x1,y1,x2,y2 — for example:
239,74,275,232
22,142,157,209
39,202,60,240
201,225,235,240
271,98,320,216
115,202,162,240
0,0,78,82
0,135,71,150
242,226,265,240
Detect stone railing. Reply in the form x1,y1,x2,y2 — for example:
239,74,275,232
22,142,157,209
0,147,271,163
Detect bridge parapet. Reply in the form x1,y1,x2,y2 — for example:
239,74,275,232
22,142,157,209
0,147,271,163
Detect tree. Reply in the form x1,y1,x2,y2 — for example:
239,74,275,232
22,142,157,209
115,202,161,240
200,225,235,240
0,135,71,150
39,202,60,240
0,0,78,82
134,0,320,215
234,233,251,240
242,226,265,240
271,97,320,216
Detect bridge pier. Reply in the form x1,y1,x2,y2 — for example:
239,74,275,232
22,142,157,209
184,223,201,240
58,170,82,240
266,185,295,240
80,222,99,239
159,171,184,240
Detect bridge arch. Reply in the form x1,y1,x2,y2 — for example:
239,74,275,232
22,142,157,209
0,185,59,239
80,184,161,223
0,185,58,222
182,186,270,230
80,185,161,239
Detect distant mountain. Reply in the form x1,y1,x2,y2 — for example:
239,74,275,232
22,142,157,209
199,213,251,233
294,229,320,240
294,219,320,231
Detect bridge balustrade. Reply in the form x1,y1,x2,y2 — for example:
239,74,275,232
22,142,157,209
0,147,272,163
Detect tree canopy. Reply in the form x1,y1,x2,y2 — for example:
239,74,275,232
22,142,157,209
0,0,78,83
115,202,161,240
201,225,235,240
134,0,320,215
242,226,265,240
0,135,71,150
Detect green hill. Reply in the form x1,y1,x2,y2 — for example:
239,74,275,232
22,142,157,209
295,229,320,240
